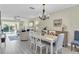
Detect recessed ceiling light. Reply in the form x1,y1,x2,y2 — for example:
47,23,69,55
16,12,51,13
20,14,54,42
29,7,35,10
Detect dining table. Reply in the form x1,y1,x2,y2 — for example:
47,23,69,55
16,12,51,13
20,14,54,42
41,34,57,54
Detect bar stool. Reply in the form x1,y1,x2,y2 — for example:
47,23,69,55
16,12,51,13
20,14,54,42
0,34,6,48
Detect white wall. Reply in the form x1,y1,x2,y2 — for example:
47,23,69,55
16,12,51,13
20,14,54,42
49,5,79,43
23,20,29,30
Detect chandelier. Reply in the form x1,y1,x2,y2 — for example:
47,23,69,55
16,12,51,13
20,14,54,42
39,4,49,20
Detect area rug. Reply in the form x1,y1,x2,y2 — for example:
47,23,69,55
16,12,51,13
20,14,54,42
8,36,18,41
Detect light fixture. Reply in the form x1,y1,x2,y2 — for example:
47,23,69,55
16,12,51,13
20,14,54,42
14,16,20,20
29,7,35,10
39,4,49,20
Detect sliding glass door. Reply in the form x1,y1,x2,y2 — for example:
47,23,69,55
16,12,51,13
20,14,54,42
2,21,19,33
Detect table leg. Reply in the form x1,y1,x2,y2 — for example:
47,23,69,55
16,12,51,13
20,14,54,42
50,42,53,54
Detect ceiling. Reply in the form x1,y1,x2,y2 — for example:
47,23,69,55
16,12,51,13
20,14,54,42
0,4,78,20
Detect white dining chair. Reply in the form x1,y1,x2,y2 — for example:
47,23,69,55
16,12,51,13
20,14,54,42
54,33,64,54
29,31,36,53
35,34,48,54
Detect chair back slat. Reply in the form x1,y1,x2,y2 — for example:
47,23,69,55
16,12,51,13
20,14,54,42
34,33,42,46
29,31,35,43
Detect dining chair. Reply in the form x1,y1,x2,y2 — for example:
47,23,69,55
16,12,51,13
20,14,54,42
29,31,36,53
54,33,64,54
35,34,48,54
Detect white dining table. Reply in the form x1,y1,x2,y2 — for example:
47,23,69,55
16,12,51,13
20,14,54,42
41,35,57,54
